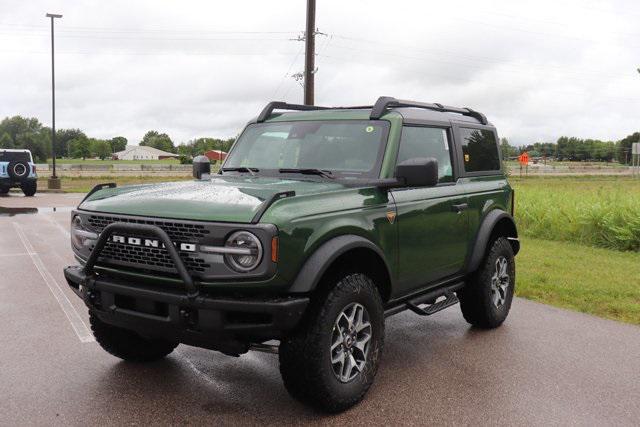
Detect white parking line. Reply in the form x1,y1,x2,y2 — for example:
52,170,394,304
45,214,71,239
12,222,94,343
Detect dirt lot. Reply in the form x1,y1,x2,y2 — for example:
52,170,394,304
1,193,639,426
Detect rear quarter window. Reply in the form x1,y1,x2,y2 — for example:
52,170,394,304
0,151,31,162
459,128,500,173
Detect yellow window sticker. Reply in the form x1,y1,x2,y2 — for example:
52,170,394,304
464,154,470,162
365,126,374,133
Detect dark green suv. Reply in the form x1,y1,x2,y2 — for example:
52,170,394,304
64,97,519,412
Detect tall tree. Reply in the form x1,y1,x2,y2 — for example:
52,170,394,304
68,136,91,160
109,136,127,153
0,132,14,149
140,130,176,153
0,116,50,161
90,139,112,160
56,128,86,158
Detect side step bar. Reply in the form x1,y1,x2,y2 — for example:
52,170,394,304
384,281,465,318
406,292,459,316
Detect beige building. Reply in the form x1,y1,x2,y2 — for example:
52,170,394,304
113,145,178,161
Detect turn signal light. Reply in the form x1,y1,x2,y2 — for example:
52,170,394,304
271,236,278,263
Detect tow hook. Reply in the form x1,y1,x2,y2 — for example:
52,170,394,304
86,290,101,308
179,307,197,327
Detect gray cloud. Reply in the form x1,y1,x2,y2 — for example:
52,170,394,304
1,0,639,146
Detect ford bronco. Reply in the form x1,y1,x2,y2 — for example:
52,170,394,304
64,97,519,412
0,149,38,196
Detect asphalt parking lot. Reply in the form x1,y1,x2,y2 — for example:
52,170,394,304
1,192,639,426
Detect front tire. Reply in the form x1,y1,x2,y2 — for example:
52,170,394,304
458,237,515,329
90,311,178,362
21,180,37,197
279,272,384,413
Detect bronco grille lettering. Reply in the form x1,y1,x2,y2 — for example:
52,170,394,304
111,234,197,252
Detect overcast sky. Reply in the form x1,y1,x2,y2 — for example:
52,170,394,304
2,0,639,146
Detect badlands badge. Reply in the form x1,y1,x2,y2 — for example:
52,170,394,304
386,211,396,224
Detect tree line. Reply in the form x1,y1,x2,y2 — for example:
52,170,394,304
0,115,128,161
501,133,639,164
0,115,235,163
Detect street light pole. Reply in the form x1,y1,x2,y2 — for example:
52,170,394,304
303,0,316,105
46,13,62,190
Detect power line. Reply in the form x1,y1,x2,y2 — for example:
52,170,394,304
271,44,304,99
0,49,300,57
0,23,298,35
328,35,631,81
315,52,640,103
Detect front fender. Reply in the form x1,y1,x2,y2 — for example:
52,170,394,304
466,209,518,274
288,234,390,294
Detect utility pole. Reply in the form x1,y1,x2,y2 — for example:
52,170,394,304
46,12,62,189
304,0,316,105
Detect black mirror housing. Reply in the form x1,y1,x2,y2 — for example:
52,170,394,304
193,155,211,180
395,157,439,187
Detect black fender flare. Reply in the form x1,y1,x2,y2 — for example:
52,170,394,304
466,209,519,274
288,234,391,294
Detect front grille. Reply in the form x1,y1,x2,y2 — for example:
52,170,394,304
87,215,210,241
87,214,211,275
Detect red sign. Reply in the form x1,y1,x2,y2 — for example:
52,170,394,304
518,152,529,166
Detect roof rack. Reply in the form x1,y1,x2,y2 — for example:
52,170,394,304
255,97,488,125
369,96,488,125
256,101,330,123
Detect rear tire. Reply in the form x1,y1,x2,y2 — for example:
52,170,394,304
458,237,515,329
279,272,384,413
89,311,178,362
21,180,37,197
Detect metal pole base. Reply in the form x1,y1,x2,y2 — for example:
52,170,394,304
47,177,61,190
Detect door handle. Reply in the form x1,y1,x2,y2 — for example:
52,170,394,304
451,203,469,213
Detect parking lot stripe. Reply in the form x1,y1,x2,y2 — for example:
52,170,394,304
12,222,94,343
45,214,70,239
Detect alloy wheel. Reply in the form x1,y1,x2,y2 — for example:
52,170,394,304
490,256,510,308
330,302,372,383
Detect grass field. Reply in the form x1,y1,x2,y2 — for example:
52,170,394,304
517,237,640,325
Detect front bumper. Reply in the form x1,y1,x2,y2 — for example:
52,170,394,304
64,265,309,354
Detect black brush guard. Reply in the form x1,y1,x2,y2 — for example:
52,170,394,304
83,222,199,298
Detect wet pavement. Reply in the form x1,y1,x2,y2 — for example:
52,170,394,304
1,193,639,426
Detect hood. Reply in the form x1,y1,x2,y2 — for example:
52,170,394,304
79,176,348,223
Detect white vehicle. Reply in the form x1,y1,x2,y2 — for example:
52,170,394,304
0,149,38,196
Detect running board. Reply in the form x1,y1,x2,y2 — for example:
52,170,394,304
384,281,464,318
406,292,459,316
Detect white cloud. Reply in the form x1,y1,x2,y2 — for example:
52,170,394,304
1,0,639,146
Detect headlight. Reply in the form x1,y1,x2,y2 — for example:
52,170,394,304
224,231,263,272
70,215,98,250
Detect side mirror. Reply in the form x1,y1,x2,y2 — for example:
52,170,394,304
193,155,211,180
395,157,439,187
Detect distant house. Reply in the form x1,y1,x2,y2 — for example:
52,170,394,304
204,149,228,162
112,145,179,161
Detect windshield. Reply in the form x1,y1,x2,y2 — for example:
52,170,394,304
224,120,389,179
0,151,31,162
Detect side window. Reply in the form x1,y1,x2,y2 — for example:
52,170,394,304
397,127,453,183
460,128,500,173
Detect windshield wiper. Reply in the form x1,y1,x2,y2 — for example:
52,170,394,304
278,168,334,179
221,167,259,176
